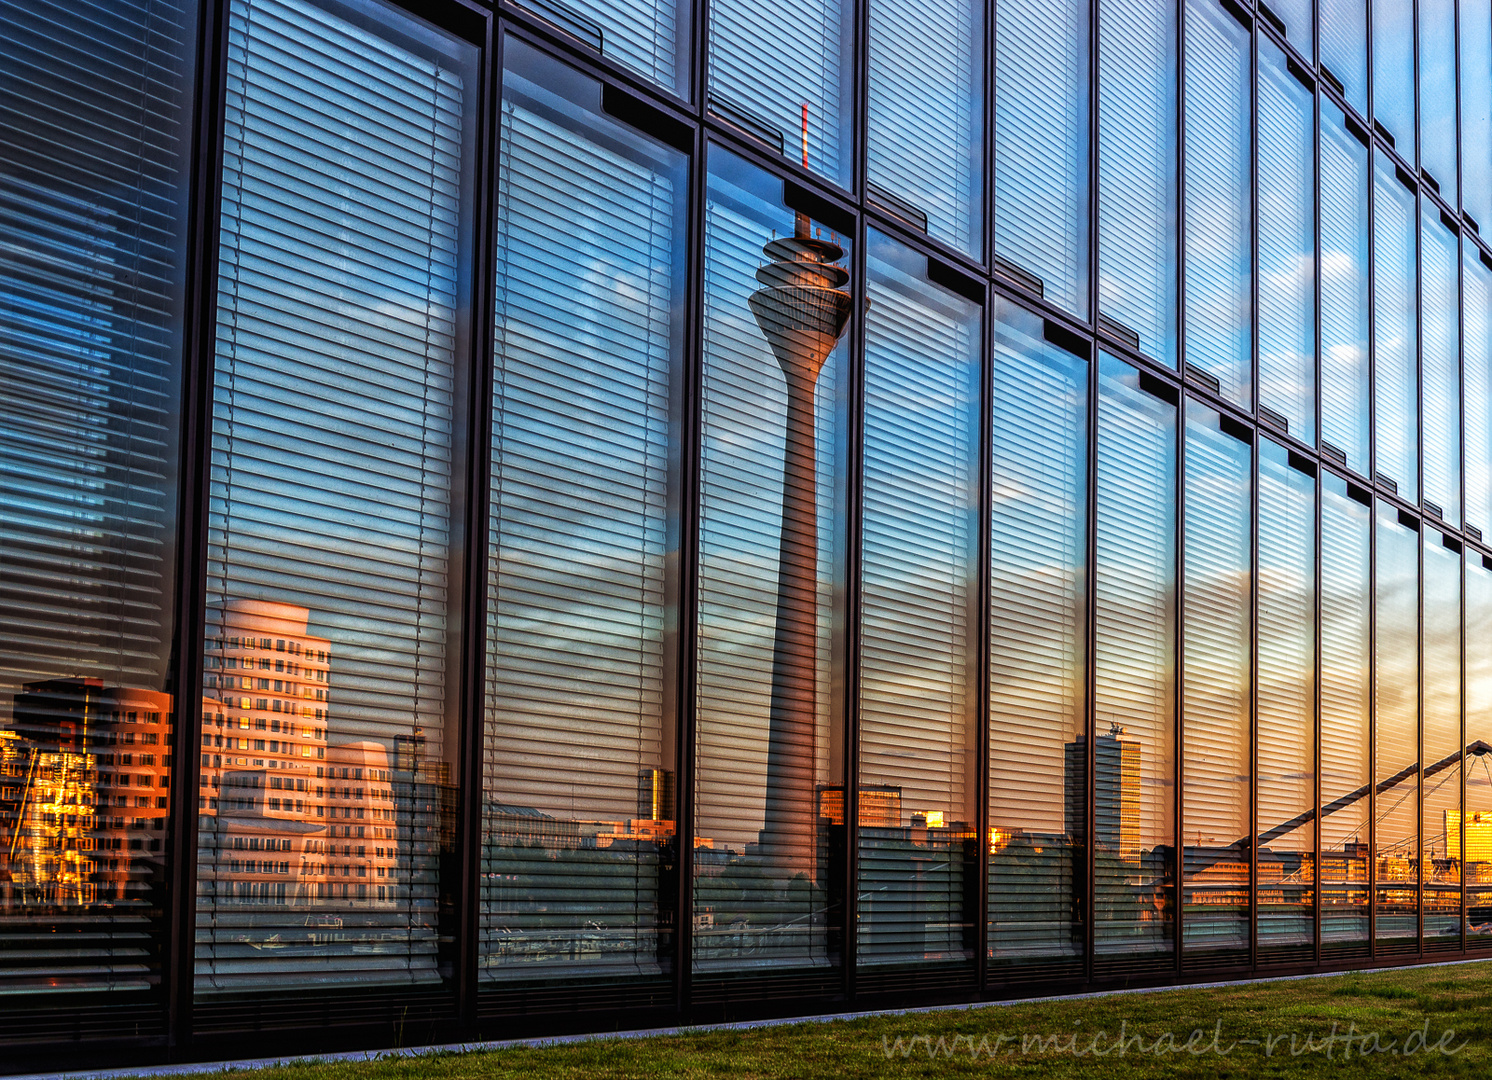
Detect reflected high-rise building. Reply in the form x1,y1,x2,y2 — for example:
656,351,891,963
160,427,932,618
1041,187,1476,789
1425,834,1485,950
1064,725,1140,861
199,600,397,908
0,679,172,909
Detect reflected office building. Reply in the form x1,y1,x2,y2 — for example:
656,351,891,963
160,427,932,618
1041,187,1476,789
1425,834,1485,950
16,0,1492,1069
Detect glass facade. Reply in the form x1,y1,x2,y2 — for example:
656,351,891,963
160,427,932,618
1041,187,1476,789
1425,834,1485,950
7,0,1492,1065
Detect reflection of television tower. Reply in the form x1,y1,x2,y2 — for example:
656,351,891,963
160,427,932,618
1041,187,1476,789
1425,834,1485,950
748,200,851,877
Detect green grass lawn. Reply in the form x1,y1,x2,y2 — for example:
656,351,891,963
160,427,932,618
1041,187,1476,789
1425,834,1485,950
182,962,1492,1079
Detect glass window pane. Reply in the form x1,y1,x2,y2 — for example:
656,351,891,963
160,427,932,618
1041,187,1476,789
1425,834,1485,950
1466,248,1492,537
858,231,980,970
1183,0,1252,409
1099,0,1178,366
1374,502,1419,953
1461,0,1492,230
1266,0,1313,58
1320,104,1372,476
1423,531,1462,950
0,0,195,997
196,0,475,991
1258,38,1317,444
995,0,1090,317
867,0,983,255
480,42,687,984
1465,557,1492,949
1257,439,1316,962
1181,400,1252,961
1321,0,1368,115
989,303,1087,979
518,0,690,97
1421,209,1462,525
707,0,853,186
694,146,852,974
1093,354,1177,973
1321,474,1372,956
1373,157,1418,502
1371,0,1415,156
1418,0,1458,203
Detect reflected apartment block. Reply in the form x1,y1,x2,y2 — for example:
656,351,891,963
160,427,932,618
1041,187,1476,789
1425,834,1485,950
198,601,397,907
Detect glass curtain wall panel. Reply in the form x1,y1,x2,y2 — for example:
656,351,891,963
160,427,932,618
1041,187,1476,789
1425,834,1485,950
858,231,980,970
1422,531,1463,950
1321,0,1368,115
1256,440,1316,963
1466,249,1492,539
515,0,690,96
1093,354,1177,974
1462,0,1492,232
480,42,687,985
1466,557,1492,949
196,0,475,992
1374,503,1419,953
1258,38,1317,444
0,0,195,997
867,0,983,255
1418,0,1459,204
707,0,854,186
1421,210,1462,525
695,146,851,974
988,303,1088,981
1373,158,1419,502
1181,400,1252,962
1320,475,1372,955
1371,0,1415,156
1183,0,1252,410
1098,0,1178,366
1320,105,1372,476
1266,0,1313,58
995,0,1090,317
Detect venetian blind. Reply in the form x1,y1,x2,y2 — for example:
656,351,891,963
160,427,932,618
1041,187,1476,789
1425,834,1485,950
1465,252,1492,538
1319,107,1370,477
995,0,1089,317
1180,402,1251,956
707,0,850,182
1182,0,1252,408
1373,161,1418,500
1420,212,1461,525
198,0,469,991
866,0,981,253
482,42,681,981
1093,354,1176,967
520,0,682,93
0,0,194,996
0,0,192,707
1097,0,1176,364
988,309,1087,975
858,236,979,966
1257,41,1315,443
